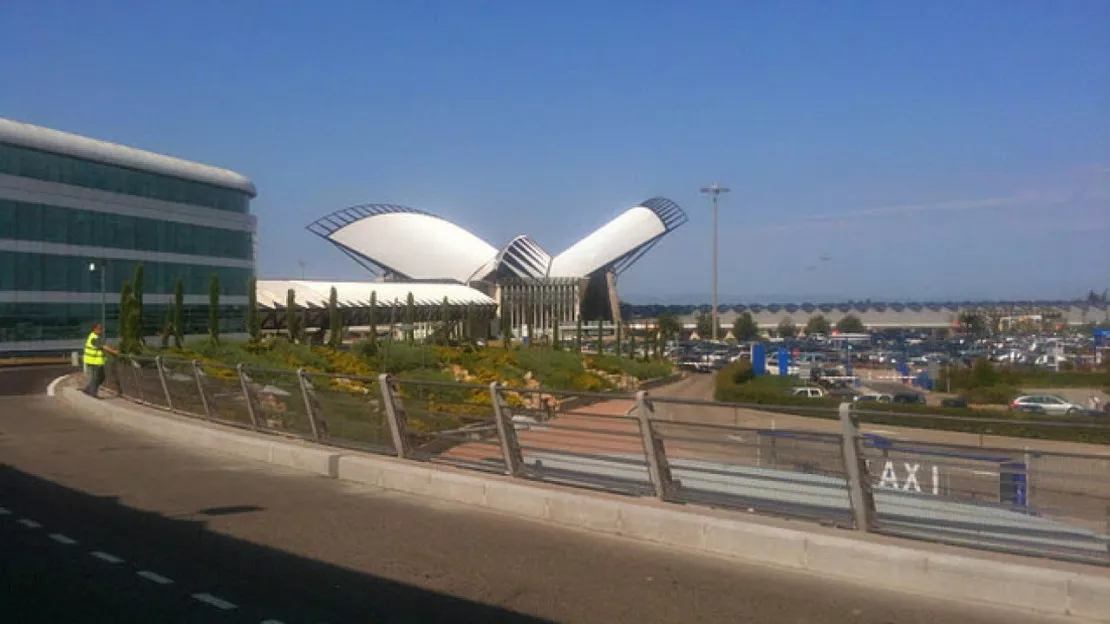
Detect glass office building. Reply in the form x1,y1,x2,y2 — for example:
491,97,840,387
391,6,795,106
0,117,257,353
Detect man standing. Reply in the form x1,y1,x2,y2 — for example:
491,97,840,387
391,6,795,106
84,323,119,398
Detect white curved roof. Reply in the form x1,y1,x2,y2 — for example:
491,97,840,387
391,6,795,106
309,205,499,283
0,117,257,196
256,280,496,309
548,197,687,277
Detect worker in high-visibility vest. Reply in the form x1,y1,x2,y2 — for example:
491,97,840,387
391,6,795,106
83,323,119,398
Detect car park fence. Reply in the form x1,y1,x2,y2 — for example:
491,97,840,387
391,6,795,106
99,355,1110,566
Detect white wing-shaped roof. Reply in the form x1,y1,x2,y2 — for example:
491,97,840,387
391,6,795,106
308,204,499,283
548,197,687,277
256,280,496,309
0,117,256,196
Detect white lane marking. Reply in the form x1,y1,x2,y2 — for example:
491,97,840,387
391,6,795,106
18,518,41,528
90,551,124,564
46,374,71,397
136,570,174,585
0,505,11,515
192,593,237,610
261,620,286,624
49,533,77,545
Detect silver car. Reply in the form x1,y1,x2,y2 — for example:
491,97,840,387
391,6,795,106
1010,395,1084,416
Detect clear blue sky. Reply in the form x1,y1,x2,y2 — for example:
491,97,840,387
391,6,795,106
2,0,1107,303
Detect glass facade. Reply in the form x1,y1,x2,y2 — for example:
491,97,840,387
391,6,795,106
0,136,255,350
0,199,252,260
0,251,250,296
0,302,246,344
0,143,250,213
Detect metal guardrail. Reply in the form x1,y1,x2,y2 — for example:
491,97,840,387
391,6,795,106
98,356,1110,566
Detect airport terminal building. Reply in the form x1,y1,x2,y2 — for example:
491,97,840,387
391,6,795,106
0,118,257,353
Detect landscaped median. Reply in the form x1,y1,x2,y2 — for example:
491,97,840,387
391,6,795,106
715,361,1110,445
52,378,1110,621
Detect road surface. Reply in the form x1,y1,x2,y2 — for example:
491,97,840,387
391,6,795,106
0,370,1074,623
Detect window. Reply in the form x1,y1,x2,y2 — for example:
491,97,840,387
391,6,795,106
0,199,253,259
0,142,251,213
0,251,252,296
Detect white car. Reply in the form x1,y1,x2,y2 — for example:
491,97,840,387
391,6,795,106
791,387,827,398
1010,395,1084,416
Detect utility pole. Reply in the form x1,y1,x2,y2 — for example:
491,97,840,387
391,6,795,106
700,184,730,342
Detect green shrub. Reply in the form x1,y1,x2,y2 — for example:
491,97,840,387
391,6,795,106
959,385,1021,405
373,342,440,374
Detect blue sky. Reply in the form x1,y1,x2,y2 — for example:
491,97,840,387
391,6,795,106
2,0,1107,303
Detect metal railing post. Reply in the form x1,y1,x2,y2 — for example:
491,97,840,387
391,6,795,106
192,359,212,418
634,391,678,501
378,374,412,458
237,364,260,429
839,402,877,531
155,356,173,410
296,368,322,440
490,382,525,477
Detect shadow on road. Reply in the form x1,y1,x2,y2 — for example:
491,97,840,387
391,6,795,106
0,464,555,623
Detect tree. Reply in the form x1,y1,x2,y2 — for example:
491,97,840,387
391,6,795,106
160,306,173,349
552,313,561,350
575,317,582,353
465,301,475,345
615,321,623,358
776,317,797,338
172,278,184,349
366,291,379,355
695,310,714,339
835,314,866,334
958,310,988,335
208,272,220,346
131,263,145,344
118,281,134,351
596,318,604,355
657,312,681,344
629,328,638,360
327,286,343,348
440,296,451,345
404,292,416,344
804,314,831,336
285,289,299,343
733,311,760,342
247,276,261,345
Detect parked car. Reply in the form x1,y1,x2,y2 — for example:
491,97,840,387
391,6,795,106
791,387,827,399
855,393,893,404
1010,395,1084,416
892,392,926,405
940,397,968,409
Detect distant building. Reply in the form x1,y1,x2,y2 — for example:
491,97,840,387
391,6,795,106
306,198,688,340
0,118,257,353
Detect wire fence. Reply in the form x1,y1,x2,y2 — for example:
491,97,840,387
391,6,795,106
99,356,1110,566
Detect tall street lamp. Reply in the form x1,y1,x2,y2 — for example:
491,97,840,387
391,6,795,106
88,260,107,331
700,184,730,342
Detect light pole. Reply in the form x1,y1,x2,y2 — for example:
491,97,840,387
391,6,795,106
88,261,106,331
700,184,730,342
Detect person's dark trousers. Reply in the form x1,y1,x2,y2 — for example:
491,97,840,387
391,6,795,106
84,365,105,397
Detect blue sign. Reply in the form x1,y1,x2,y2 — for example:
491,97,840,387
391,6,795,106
751,344,766,376
777,347,789,376
1000,461,1027,508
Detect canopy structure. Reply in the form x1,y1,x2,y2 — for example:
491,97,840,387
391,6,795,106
305,197,687,283
256,280,498,333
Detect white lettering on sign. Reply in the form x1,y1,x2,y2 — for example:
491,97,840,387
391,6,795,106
867,460,939,495
903,463,921,493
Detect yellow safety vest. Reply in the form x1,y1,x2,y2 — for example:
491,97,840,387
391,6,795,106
84,332,106,366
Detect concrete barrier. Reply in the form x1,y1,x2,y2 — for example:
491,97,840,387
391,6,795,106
55,382,1110,621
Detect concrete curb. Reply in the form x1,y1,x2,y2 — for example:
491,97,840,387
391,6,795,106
56,383,1110,621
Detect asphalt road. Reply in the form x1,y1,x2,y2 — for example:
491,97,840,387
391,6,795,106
0,374,1073,623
